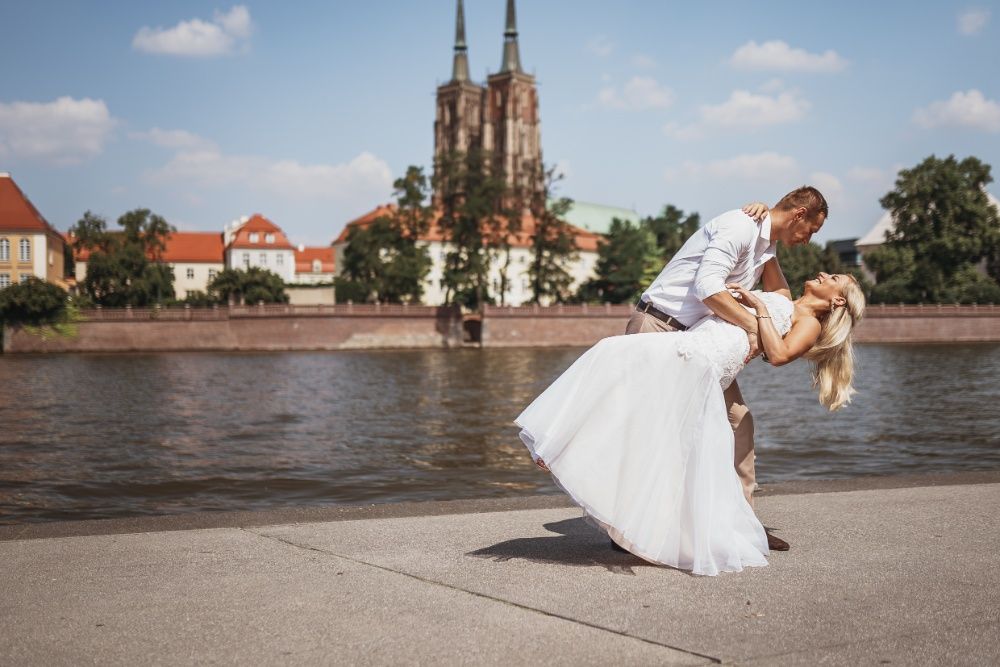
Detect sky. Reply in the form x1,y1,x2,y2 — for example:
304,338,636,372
1,1,999,246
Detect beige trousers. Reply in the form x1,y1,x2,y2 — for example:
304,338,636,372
625,310,756,506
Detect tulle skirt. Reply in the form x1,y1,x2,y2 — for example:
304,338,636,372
515,332,769,576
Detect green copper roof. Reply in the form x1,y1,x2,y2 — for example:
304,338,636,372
555,200,641,234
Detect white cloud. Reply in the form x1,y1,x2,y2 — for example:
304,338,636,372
145,147,394,204
631,54,657,69
130,127,216,150
808,171,844,206
729,40,847,73
665,152,798,182
587,35,614,57
846,166,886,185
598,76,673,110
958,8,990,35
663,86,809,140
913,89,1000,132
0,96,115,165
132,5,253,57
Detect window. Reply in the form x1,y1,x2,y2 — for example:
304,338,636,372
0,239,7,261
276,254,283,266
260,253,267,265
249,232,259,243
208,268,217,280
186,268,195,279
312,259,322,273
19,273,31,283
19,238,30,262
0,274,9,288
242,253,250,268
265,233,275,244
49,250,54,266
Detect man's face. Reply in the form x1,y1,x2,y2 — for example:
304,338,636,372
785,209,825,246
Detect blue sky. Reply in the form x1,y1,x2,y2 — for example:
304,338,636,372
1,1,998,246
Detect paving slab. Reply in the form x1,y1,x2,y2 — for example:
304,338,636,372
2,478,999,665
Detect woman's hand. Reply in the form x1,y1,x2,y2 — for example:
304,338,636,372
726,283,764,311
742,201,770,222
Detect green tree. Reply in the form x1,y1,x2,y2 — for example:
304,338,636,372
865,154,1000,303
577,218,660,303
644,205,700,263
208,267,288,305
0,277,68,326
339,166,433,303
70,208,177,307
526,164,577,304
435,148,507,308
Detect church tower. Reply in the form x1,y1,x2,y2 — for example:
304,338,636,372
483,0,542,193
434,0,484,162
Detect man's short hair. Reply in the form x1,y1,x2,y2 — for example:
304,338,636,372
775,186,828,220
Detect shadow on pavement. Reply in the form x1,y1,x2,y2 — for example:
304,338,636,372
465,517,660,575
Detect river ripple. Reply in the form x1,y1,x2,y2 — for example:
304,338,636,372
1,344,998,523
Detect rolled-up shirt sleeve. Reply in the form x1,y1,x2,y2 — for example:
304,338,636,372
693,219,751,301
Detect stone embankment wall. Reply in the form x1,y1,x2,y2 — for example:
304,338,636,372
3,303,1000,353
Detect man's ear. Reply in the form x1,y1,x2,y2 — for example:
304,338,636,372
795,206,808,221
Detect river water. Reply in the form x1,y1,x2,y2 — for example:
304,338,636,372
2,344,999,524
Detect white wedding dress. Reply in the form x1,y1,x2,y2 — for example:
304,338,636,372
516,291,794,576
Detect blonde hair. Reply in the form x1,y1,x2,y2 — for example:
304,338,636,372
803,276,866,411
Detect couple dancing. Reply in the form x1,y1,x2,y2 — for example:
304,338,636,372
516,186,865,576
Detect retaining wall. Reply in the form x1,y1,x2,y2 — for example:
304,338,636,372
3,303,1000,353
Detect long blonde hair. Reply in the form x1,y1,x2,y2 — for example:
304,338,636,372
803,276,866,411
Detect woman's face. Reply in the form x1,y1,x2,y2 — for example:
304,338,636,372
804,272,848,307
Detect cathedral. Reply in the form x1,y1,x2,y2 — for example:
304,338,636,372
433,0,542,196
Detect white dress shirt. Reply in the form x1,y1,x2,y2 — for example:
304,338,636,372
640,210,776,327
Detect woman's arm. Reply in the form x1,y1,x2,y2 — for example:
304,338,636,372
726,284,821,366
760,257,791,299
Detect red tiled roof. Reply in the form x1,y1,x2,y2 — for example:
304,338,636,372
333,203,600,253
72,230,225,263
228,214,295,250
294,246,335,274
0,174,57,234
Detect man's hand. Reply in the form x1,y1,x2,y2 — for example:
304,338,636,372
741,201,770,222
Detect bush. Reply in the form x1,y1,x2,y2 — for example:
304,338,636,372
0,278,68,326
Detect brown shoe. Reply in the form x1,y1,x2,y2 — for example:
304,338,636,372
766,531,790,551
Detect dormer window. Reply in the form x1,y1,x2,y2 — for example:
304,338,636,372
312,259,322,273
265,233,275,244
249,232,259,243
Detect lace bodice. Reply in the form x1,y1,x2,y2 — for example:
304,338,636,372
675,291,795,389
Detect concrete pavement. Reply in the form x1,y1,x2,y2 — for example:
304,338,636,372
2,473,999,665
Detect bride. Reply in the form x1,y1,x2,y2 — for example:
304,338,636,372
516,272,866,576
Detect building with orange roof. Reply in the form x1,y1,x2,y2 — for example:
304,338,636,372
0,173,68,290
223,214,296,283
293,244,335,284
332,204,600,306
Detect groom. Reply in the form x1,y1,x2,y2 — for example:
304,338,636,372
626,186,829,551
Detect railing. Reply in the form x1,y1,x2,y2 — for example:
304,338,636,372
79,303,457,321
74,302,1000,322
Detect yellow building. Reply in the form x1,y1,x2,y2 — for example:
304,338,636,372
0,173,67,290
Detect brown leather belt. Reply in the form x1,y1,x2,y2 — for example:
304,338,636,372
635,300,688,331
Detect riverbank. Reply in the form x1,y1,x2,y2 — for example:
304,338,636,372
3,472,998,665
4,303,1000,353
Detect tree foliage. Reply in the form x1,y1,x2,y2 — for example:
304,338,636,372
0,277,68,326
577,218,660,303
434,148,506,308
69,209,177,307
864,155,1000,303
339,166,433,303
644,205,700,263
526,164,577,304
208,267,288,305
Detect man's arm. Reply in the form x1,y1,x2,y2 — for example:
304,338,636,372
760,257,791,299
692,215,761,359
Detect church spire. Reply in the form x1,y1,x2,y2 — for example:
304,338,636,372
499,0,522,74
451,0,470,83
